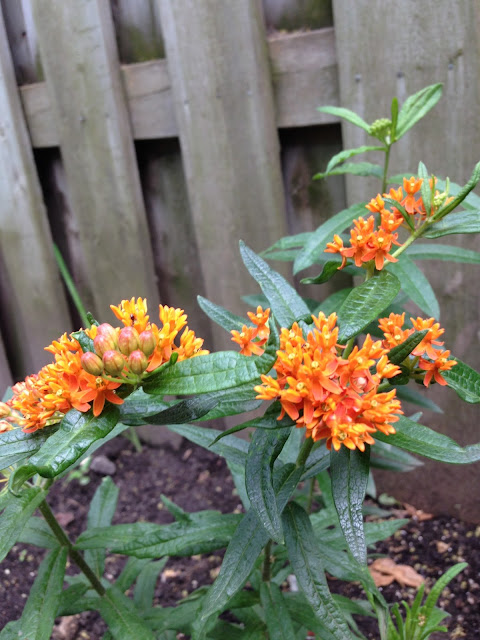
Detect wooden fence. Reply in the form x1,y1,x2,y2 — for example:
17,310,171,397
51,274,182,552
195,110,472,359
0,0,479,518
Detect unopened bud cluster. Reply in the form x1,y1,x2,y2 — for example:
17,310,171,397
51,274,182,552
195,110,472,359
369,117,392,140
80,323,156,381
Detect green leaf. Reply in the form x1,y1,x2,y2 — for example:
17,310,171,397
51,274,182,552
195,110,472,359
0,424,58,472
260,582,297,640
0,487,47,562
196,464,303,632
337,270,401,341
98,586,155,640
71,329,95,354
395,386,443,413
196,384,263,421
85,477,119,577
390,97,399,140
115,557,150,593
442,358,480,403
314,161,383,180
387,256,439,318
423,562,467,621
261,232,311,256
370,441,423,472
424,209,480,238
317,106,371,132
142,322,278,395
197,296,246,332
118,390,169,425
240,241,310,327
330,447,370,565
246,427,291,543
11,547,68,640
418,161,434,216
434,161,480,219
312,288,353,317
76,512,242,557
282,502,354,639
301,261,343,285
26,405,120,478
407,243,480,263
301,444,330,480
134,559,168,610
141,395,219,425
396,83,443,138
436,177,480,211
294,202,367,274
387,330,428,365
165,423,248,467
210,404,294,444
375,415,480,463
18,516,59,549
324,145,385,174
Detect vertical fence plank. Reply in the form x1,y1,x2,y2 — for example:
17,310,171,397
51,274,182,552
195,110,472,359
332,0,480,521
0,6,71,380
0,331,12,394
111,0,165,63
31,0,159,320
159,0,289,348
0,0,39,83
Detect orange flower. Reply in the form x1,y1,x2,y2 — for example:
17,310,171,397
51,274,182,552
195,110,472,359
110,297,150,333
419,350,457,387
75,376,123,417
378,313,413,349
341,216,375,267
247,306,270,340
401,176,424,215
410,316,444,359
231,325,265,356
361,228,400,270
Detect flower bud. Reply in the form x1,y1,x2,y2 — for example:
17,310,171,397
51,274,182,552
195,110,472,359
103,350,126,376
118,327,139,356
138,329,157,357
0,420,12,433
97,323,118,340
128,350,149,375
0,402,11,418
94,333,117,357
81,352,104,376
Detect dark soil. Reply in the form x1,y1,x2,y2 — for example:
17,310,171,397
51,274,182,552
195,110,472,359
1,436,479,639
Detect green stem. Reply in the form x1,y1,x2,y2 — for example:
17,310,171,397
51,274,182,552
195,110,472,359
262,540,272,582
38,499,105,596
53,244,90,328
391,219,433,260
382,144,391,194
296,436,314,468
306,477,316,514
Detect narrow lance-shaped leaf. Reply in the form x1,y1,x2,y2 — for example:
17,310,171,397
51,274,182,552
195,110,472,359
375,415,480,463
239,241,310,327
282,502,355,639
423,209,480,238
442,358,480,404
98,586,155,640
386,256,439,319
337,270,401,342
25,405,120,478
197,296,246,333
406,243,480,264
323,145,385,174
313,161,383,181
245,427,291,543
11,547,68,640
387,330,428,365
85,477,119,577
142,321,279,396
434,161,480,219
0,487,47,562
396,83,443,138
0,424,58,472
294,202,367,274
260,582,297,640
317,105,371,132
330,447,370,565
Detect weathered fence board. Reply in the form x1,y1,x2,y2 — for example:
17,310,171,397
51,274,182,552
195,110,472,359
332,0,480,521
0,6,71,380
30,0,159,319
159,0,289,348
0,0,39,83
0,332,12,392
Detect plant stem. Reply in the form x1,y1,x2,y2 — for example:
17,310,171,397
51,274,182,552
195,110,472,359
38,499,105,596
306,477,316,514
262,540,272,582
53,244,90,328
296,436,314,468
382,144,391,194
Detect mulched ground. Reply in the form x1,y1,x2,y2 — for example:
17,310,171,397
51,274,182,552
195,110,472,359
1,435,479,639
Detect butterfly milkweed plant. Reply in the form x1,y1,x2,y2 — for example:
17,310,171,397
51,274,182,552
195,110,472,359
1,83,479,640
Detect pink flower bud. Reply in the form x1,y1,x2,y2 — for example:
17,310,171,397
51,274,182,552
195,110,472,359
97,323,117,339
81,352,104,376
118,327,139,356
138,329,157,357
103,350,126,376
94,333,117,357
128,350,149,375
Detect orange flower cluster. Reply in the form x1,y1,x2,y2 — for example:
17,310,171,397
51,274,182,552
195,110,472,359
325,176,451,271
2,299,207,434
233,310,402,451
379,313,456,386
231,307,270,356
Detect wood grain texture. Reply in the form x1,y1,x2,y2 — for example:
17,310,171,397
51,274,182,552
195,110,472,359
0,332,12,393
0,0,40,83
332,0,480,521
0,6,71,380
19,28,340,148
159,0,289,349
31,0,159,320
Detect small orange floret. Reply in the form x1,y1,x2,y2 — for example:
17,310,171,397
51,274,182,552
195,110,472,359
410,316,445,359
231,325,265,356
110,297,149,333
420,350,456,387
